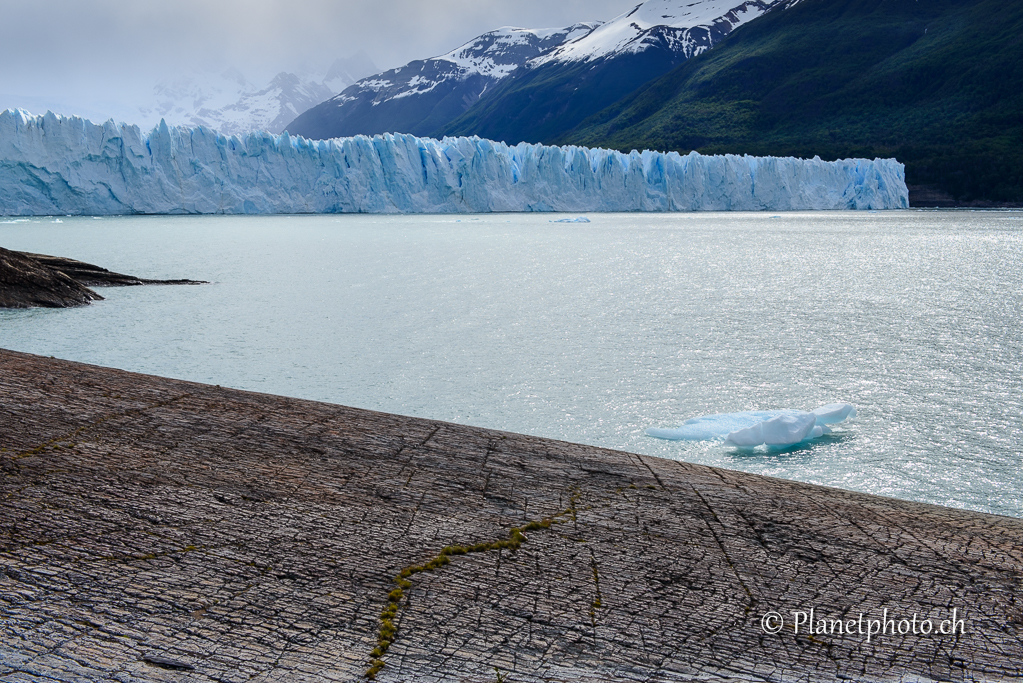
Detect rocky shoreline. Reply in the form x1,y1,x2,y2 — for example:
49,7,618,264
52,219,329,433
0,246,205,308
1,350,1020,682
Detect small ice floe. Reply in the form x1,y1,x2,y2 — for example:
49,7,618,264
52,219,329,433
647,403,856,448
550,217,591,223
53,218,63,223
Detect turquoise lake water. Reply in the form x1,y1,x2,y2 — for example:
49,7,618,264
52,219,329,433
2,211,1021,517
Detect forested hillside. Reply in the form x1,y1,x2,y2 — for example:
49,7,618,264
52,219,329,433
564,0,1023,204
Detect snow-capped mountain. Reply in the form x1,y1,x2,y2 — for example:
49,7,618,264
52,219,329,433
442,0,793,144
287,0,793,144
533,0,786,65
431,23,601,79
285,23,601,141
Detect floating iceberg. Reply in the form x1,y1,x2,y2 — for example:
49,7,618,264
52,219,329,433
724,412,823,447
0,110,908,216
647,403,856,448
551,217,591,223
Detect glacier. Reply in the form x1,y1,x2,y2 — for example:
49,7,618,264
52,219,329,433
0,110,908,216
646,403,857,448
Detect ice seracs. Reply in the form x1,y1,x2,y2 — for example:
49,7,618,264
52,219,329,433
646,403,857,448
0,111,908,216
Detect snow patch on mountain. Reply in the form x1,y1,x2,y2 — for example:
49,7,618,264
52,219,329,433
436,24,602,79
534,0,787,64
321,24,602,112
0,110,909,216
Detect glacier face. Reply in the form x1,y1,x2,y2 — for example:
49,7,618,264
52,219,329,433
0,110,908,216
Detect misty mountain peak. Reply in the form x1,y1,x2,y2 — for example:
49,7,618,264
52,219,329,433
325,51,379,86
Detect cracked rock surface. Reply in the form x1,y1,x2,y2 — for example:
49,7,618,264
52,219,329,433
0,349,1020,682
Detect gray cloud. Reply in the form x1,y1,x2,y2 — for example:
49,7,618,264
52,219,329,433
1,0,631,102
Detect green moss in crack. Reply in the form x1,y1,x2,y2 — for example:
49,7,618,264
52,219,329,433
365,492,580,679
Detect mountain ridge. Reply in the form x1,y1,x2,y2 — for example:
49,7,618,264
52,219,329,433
286,0,784,143
439,0,791,144
285,24,601,140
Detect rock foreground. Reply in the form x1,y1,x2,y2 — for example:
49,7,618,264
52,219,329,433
0,350,1020,682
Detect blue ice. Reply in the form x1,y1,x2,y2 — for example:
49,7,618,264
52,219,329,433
646,403,856,448
0,110,909,216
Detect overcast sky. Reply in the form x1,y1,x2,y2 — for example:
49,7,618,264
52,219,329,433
1,0,631,104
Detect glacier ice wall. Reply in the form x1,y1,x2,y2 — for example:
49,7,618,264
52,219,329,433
0,110,908,216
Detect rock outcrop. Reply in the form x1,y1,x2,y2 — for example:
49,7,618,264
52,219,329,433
17,251,205,287
0,248,205,308
0,246,103,308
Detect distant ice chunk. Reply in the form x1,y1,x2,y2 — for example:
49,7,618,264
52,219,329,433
647,403,856,448
551,217,591,223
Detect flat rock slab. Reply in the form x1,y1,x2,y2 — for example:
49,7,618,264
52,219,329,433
0,349,1020,682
